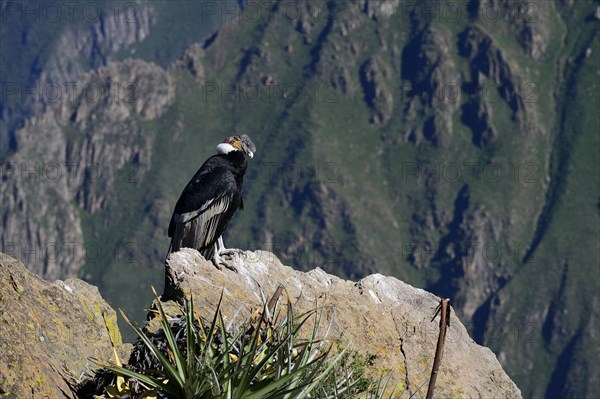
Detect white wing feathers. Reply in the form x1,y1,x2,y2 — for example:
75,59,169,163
173,195,230,249
194,196,229,245
174,198,216,224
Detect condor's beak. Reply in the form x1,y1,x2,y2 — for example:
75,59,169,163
229,135,254,158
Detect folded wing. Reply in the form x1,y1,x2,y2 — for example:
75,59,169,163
168,162,241,259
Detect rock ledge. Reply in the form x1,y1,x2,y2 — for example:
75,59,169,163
165,248,522,399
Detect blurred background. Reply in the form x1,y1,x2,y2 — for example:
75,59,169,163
1,0,598,398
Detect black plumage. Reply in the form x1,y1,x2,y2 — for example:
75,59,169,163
167,135,255,267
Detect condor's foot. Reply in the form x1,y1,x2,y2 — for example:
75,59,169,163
220,248,246,260
211,250,239,272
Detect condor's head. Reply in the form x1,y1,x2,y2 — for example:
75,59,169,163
216,134,256,159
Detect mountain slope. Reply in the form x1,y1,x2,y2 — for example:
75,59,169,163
1,1,598,397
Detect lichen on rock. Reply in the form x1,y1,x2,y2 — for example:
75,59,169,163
0,253,129,398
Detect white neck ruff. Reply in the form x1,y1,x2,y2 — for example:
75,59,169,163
216,143,237,154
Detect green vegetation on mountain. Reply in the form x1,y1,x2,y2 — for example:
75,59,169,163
1,1,598,398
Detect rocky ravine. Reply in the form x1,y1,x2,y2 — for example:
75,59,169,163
0,58,174,280
0,249,521,398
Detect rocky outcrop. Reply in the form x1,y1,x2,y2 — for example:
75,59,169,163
357,0,400,21
164,248,522,398
0,253,128,398
401,26,461,147
468,0,551,59
175,43,207,81
1,112,86,279
0,59,174,279
33,2,156,115
360,57,394,126
459,26,541,139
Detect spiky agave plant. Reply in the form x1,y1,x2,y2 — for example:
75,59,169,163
92,287,358,399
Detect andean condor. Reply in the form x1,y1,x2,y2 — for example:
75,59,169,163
167,134,256,269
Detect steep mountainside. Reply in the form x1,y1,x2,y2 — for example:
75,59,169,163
1,1,598,398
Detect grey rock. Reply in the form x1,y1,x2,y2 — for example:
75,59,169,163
360,56,394,126
358,0,400,21
164,248,522,399
0,253,129,398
